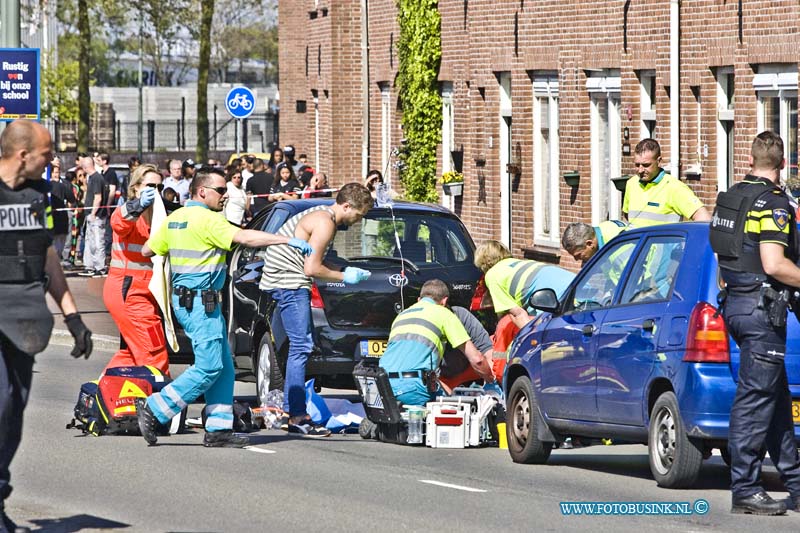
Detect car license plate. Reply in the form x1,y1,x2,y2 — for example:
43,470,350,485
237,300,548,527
361,339,388,358
794,401,800,424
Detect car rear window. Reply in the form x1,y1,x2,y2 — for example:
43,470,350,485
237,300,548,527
327,212,474,267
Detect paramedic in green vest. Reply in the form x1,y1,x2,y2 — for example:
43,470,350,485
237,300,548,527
623,138,711,227
561,220,629,264
379,279,495,406
476,240,575,332
137,167,313,448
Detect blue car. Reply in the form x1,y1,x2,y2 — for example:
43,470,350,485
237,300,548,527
503,222,800,489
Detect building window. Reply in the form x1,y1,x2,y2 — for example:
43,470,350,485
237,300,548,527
441,82,455,208
587,70,622,223
716,68,735,191
638,70,656,139
380,82,392,184
532,74,559,247
498,72,513,249
755,66,798,186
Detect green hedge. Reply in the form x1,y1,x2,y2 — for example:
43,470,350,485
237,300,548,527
396,0,442,202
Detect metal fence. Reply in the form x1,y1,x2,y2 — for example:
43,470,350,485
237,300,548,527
46,112,279,154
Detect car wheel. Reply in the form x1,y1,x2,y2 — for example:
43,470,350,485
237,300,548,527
648,391,703,488
255,334,284,406
507,376,552,464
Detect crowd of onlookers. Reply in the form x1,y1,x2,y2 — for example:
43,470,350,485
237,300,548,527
49,145,336,278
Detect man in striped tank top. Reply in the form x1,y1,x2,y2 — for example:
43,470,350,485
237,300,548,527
259,183,374,437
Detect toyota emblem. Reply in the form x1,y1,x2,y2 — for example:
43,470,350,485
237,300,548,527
388,273,408,287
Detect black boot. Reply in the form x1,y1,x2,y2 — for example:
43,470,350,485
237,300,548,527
731,491,787,515
1,507,31,533
203,430,250,448
135,398,158,446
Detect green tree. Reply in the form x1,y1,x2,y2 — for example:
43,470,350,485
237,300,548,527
40,55,80,121
197,0,215,162
396,0,442,202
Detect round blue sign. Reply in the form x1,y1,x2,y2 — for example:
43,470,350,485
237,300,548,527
225,86,256,119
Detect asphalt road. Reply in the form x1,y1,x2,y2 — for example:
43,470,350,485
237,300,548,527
7,340,800,532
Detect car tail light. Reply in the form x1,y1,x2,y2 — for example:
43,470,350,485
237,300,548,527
683,302,730,363
470,276,493,311
310,283,324,309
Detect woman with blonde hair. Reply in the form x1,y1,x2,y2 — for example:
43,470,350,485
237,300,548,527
474,239,575,351
102,164,170,374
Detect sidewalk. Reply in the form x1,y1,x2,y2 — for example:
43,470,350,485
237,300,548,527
47,272,121,350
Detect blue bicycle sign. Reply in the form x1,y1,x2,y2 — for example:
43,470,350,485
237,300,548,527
225,86,256,119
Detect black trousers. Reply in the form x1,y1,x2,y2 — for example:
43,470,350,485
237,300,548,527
0,335,34,503
725,292,800,498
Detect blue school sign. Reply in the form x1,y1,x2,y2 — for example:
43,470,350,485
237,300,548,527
0,48,40,121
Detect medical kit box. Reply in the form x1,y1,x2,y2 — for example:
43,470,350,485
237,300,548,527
425,394,496,448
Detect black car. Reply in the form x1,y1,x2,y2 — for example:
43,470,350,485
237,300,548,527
219,198,483,405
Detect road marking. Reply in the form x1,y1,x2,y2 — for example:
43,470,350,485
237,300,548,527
418,479,487,493
245,446,276,454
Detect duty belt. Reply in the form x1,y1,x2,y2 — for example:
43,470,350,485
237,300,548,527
174,286,222,313
386,370,423,379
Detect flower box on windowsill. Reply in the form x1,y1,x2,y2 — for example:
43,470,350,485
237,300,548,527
442,182,463,196
562,171,580,188
611,175,631,193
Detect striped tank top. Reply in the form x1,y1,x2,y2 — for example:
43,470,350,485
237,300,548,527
258,205,335,291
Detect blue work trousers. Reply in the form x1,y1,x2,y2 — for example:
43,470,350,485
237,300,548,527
269,288,313,417
725,292,800,498
146,293,234,432
0,336,34,502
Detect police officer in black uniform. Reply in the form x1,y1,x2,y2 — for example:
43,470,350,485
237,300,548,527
713,131,800,516
0,120,92,533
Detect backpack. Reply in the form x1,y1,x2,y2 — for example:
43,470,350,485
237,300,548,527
67,366,185,436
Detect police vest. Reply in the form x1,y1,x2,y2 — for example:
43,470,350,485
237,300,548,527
0,179,55,355
709,180,779,275
0,179,53,283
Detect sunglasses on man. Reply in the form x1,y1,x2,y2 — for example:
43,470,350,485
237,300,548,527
202,185,228,195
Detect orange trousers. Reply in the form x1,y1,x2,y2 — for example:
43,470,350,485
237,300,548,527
102,270,169,375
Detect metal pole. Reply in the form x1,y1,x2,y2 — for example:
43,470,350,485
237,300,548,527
137,10,143,160
0,0,20,47
213,105,217,151
235,119,239,155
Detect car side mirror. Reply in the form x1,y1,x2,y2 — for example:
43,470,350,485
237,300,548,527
529,288,559,313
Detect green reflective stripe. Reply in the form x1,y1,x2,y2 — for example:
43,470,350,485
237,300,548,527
389,332,441,356
509,262,544,300
45,205,53,230
391,316,442,338
170,248,226,260
110,259,152,270
171,263,226,273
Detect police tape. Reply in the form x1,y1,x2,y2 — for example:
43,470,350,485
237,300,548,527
51,187,343,211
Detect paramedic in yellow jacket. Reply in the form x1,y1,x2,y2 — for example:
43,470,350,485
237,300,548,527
623,139,711,227
561,220,629,264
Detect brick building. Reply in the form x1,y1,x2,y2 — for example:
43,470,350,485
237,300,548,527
279,0,800,269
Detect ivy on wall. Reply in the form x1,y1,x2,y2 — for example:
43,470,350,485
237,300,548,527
396,0,442,202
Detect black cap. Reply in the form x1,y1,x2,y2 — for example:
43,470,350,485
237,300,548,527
182,158,195,168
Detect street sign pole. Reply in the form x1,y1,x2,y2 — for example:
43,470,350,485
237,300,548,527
224,86,256,155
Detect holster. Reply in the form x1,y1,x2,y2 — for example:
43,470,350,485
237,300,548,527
201,289,222,313
758,285,789,328
174,286,195,312
421,369,439,393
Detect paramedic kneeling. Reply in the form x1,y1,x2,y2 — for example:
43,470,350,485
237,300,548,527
137,167,313,448
379,279,495,406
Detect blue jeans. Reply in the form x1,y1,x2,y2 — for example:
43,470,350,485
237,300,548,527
269,288,313,416
147,293,234,432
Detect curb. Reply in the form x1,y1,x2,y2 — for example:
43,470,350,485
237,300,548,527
50,328,119,351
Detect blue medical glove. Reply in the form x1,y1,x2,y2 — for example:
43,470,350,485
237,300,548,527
139,186,156,208
343,266,371,284
288,237,314,256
